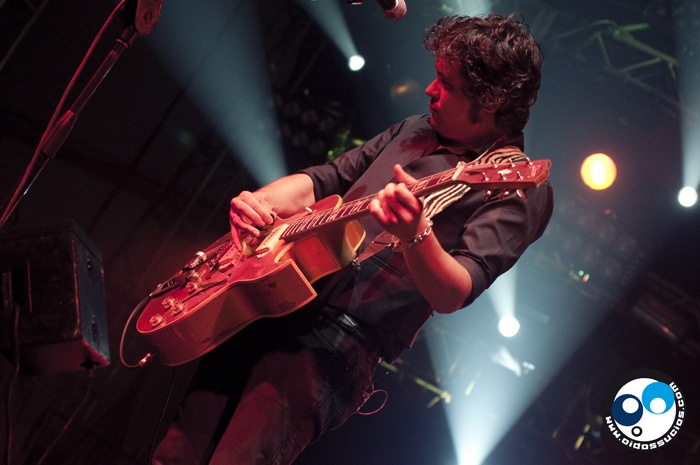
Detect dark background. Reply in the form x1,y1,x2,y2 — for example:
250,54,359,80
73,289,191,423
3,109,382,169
1,0,699,464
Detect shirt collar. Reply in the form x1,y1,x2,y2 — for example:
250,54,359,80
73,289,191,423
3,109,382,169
433,132,525,159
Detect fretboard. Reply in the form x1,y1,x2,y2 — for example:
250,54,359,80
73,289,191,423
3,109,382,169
281,166,461,240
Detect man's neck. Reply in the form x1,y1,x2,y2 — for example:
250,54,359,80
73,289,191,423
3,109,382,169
437,131,508,155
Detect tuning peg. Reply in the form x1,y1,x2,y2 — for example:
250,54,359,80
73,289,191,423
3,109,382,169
497,189,512,200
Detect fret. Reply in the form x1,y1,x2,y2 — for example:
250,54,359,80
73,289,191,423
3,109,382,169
289,215,314,234
408,171,456,197
283,220,303,236
306,213,324,229
326,208,345,223
347,199,368,215
410,179,432,194
315,209,333,227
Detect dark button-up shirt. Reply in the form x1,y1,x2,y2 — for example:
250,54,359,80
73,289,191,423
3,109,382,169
301,114,554,361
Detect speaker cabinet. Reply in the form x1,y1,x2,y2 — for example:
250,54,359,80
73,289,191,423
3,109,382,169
0,222,109,374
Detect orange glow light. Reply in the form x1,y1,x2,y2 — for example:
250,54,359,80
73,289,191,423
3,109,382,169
581,153,617,190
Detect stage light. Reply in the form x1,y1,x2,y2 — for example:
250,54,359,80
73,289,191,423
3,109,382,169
577,269,591,283
674,2,700,207
348,54,365,71
151,1,286,185
390,78,420,100
498,315,520,338
298,0,363,75
581,153,617,190
678,186,698,207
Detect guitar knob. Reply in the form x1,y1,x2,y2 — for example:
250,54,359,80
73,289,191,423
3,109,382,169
186,279,202,293
149,314,164,328
171,301,186,315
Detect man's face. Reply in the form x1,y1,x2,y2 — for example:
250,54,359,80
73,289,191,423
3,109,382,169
425,56,500,148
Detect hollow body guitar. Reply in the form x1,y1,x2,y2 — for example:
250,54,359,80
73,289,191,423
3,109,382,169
136,159,551,366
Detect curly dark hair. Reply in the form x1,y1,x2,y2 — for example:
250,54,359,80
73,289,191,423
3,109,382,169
422,13,543,137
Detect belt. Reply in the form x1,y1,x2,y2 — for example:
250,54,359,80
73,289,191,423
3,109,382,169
319,306,379,355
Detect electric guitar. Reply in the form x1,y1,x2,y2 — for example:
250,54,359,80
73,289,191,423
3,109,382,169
136,159,551,365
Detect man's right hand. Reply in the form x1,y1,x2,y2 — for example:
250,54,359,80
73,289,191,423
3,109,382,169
228,173,316,251
229,191,276,251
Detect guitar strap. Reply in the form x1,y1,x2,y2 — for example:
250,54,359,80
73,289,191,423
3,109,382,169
353,145,528,265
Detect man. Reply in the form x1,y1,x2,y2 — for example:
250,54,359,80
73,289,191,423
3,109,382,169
153,13,553,465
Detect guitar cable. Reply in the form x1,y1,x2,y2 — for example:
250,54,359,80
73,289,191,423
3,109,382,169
146,364,179,465
3,301,20,465
119,296,156,369
119,295,182,465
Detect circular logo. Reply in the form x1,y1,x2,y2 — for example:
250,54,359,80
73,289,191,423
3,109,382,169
604,368,685,450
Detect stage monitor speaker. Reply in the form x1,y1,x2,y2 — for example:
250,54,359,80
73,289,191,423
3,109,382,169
0,221,110,374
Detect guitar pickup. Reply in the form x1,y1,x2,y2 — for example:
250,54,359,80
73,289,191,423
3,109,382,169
255,223,289,256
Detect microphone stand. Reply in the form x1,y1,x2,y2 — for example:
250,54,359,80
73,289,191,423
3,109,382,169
36,26,140,172
0,0,161,230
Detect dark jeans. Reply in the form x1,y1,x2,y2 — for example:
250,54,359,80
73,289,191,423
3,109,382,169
152,307,381,465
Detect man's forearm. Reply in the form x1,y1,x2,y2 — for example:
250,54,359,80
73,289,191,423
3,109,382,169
255,173,316,217
402,224,473,314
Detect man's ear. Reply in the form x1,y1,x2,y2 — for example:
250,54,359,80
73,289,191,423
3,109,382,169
476,104,499,127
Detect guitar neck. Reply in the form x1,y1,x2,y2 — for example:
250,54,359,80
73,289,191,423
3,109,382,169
282,167,461,240
280,158,550,241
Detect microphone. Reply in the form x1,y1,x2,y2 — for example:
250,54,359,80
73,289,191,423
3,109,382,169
123,0,163,34
376,0,407,20
346,0,407,20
